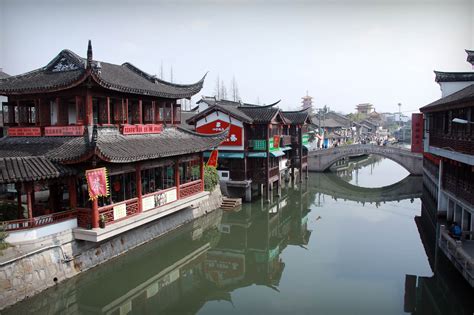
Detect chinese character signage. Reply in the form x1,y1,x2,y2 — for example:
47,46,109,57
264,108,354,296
269,135,280,152
411,113,423,153
196,119,243,146
45,126,85,136
85,167,109,200
8,127,42,137
122,124,163,135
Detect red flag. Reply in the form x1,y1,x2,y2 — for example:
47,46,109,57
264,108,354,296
207,150,218,167
85,167,109,200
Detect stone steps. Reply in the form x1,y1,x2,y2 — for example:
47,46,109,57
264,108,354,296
221,197,242,211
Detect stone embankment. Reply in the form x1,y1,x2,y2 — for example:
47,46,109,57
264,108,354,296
0,187,223,310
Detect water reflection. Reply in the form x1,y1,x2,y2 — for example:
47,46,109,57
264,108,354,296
405,188,474,315
5,158,473,314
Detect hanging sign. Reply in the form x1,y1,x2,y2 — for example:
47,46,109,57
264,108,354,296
269,135,281,152
85,167,109,200
8,127,41,137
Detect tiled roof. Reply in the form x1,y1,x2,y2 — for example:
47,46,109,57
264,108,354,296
435,71,474,82
94,126,226,163
0,135,90,162
420,83,474,112
0,45,204,98
0,156,75,184
0,71,10,80
281,110,310,124
188,97,282,125
179,111,198,130
238,106,280,123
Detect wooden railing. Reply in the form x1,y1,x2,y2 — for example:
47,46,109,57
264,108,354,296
423,158,439,179
3,209,78,231
179,180,202,199
98,198,139,226
443,172,474,205
429,133,474,155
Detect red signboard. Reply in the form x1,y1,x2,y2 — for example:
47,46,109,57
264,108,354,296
411,113,423,153
85,167,109,200
122,124,163,135
45,125,85,136
8,127,42,137
196,120,243,146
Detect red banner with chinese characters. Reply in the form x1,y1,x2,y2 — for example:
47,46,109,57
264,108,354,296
196,120,243,146
85,168,109,200
207,150,219,167
411,113,423,153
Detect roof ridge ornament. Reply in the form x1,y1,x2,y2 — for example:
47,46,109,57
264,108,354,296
87,40,93,69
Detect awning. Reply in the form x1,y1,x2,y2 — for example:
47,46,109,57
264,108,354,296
248,152,267,158
270,150,285,157
203,151,244,159
281,146,292,151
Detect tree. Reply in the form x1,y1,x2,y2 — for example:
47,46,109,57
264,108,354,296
160,61,163,79
230,76,240,101
214,75,221,99
170,66,174,83
220,80,228,100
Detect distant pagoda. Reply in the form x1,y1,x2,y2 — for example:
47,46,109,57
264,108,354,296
301,91,313,111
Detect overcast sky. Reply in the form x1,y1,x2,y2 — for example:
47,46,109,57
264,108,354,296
0,0,473,113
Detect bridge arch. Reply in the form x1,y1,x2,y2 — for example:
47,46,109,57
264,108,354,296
307,144,423,175
309,172,423,204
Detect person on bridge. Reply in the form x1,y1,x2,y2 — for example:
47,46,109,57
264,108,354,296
449,222,462,240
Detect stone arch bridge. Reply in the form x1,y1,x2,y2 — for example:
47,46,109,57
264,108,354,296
308,144,423,175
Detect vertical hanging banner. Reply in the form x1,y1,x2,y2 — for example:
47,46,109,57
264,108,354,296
85,167,109,200
207,150,219,167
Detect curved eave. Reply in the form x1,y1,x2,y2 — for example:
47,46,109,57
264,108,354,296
94,128,227,163
240,99,281,108
0,70,89,95
186,105,252,125
434,70,474,83
91,71,205,99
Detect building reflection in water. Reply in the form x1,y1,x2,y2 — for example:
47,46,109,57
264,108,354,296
4,181,312,315
404,186,474,315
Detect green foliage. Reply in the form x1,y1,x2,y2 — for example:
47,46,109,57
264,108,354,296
204,165,219,192
0,223,10,252
0,202,19,221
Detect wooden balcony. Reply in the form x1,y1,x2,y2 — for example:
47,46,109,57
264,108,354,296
429,133,474,155
443,172,474,205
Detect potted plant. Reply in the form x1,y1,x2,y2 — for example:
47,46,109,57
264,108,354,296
99,214,106,229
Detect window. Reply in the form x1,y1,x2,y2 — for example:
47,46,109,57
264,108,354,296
110,172,137,204
179,158,201,184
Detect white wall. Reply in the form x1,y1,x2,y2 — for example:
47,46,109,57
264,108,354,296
439,81,474,97
6,218,77,243
196,111,244,151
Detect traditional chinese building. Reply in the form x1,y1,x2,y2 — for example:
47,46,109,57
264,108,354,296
0,41,225,243
186,97,311,202
420,48,474,287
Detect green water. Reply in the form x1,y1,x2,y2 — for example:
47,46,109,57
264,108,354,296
5,158,474,314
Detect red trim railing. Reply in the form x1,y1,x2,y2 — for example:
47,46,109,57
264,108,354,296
3,209,78,231
179,180,202,199
98,198,139,226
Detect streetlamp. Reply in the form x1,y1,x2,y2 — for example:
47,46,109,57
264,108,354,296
452,118,474,124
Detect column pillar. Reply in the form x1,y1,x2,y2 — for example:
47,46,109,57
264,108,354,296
125,99,129,124
175,159,180,199
200,154,205,192
152,101,156,124
170,103,174,125
138,99,143,124
106,97,111,125
25,182,33,220
15,183,23,219
68,177,77,209
136,163,142,213
91,199,99,229
299,128,303,183
86,90,93,126
437,159,443,212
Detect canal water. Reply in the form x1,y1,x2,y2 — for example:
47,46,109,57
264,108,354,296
5,157,474,314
